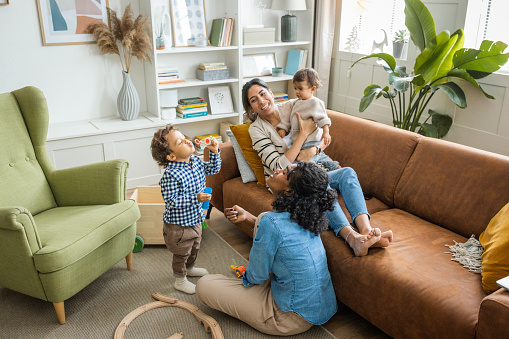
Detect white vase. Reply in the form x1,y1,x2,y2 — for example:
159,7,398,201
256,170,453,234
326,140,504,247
117,71,140,121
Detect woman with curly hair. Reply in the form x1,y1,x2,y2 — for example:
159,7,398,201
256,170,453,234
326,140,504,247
196,162,342,336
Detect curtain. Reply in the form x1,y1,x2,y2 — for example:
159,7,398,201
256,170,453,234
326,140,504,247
312,0,339,105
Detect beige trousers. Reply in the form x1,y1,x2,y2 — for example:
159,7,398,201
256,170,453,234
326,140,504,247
196,274,313,336
163,223,202,276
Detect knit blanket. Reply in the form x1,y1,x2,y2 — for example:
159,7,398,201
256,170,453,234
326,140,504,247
445,235,483,273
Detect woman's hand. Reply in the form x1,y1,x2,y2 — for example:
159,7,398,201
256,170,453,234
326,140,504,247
296,112,317,138
296,147,317,162
224,205,247,224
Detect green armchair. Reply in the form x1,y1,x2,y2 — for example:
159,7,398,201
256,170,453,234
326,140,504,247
0,87,141,324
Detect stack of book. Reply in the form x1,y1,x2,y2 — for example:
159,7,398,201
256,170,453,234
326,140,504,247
209,17,234,47
194,133,222,157
158,67,182,84
176,97,208,119
273,92,289,104
199,62,227,71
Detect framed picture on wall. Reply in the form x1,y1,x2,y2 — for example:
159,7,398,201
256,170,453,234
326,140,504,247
170,0,208,47
242,53,277,77
36,0,109,46
208,86,234,115
0,0,10,6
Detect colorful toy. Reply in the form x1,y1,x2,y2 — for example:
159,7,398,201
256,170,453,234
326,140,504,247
194,137,212,145
230,259,246,278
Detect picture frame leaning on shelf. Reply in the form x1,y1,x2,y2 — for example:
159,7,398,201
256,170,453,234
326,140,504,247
242,53,277,77
170,0,208,47
208,86,234,114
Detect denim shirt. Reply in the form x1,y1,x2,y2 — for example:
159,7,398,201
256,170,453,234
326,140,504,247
242,211,338,325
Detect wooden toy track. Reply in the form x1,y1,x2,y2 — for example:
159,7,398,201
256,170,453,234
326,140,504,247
114,292,224,339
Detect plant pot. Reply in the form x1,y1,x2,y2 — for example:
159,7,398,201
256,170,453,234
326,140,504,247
393,42,406,59
117,71,140,121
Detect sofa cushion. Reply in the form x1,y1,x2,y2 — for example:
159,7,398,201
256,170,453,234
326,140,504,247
325,111,420,207
394,137,509,238
322,208,486,339
226,130,257,183
33,200,139,273
479,202,509,293
229,123,266,186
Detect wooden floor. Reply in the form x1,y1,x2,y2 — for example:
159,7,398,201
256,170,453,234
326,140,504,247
127,188,390,339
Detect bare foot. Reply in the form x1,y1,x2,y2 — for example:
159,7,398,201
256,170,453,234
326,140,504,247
370,230,394,248
346,230,381,256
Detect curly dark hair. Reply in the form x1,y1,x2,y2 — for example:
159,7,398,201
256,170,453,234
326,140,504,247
150,124,176,168
272,162,337,235
242,78,270,122
293,68,322,88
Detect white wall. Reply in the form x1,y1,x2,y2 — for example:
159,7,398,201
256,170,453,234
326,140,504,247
0,0,147,125
328,0,509,157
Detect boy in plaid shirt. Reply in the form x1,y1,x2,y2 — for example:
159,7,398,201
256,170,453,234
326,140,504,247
151,124,221,294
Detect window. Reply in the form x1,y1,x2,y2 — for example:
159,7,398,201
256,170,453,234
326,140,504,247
339,0,405,56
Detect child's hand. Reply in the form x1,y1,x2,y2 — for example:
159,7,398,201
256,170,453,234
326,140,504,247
276,127,288,139
206,136,219,153
197,191,211,203
322,132,331,146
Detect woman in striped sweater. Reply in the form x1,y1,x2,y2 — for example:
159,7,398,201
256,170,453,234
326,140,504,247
242,78,392,256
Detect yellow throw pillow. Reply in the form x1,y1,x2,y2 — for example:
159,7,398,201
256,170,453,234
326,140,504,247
229,123,266,186
479,202,509,293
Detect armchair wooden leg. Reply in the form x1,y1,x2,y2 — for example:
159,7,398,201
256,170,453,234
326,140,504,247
126,251,133,271
53,302,65,324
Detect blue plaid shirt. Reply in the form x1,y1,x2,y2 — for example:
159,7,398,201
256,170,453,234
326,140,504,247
159,151,221,226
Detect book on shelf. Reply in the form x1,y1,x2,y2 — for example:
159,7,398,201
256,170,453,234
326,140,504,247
285,50,307,75
177,111,208,119
199,62,227,71
179,97,205,104
209,17,234,47
177,102,207,109
158,67,182,84
176,106,208,114
273,91,289,103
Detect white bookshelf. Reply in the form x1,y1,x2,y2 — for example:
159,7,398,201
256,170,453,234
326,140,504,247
46,0,315,189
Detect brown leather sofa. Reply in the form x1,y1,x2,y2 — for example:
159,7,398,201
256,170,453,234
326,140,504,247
206,110,509,339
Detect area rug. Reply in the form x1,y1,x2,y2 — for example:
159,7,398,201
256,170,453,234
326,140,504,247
0,226,335,339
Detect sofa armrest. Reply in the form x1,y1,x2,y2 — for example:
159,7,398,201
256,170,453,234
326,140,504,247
477,288,509,338
204,142,240,212
48,159,128,206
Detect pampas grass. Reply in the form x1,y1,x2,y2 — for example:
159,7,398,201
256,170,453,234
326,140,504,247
86,4,152,73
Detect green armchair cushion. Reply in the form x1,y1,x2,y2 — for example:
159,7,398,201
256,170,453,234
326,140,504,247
33,200,140,273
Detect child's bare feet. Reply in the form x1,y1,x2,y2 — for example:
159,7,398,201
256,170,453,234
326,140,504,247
345,229,381,256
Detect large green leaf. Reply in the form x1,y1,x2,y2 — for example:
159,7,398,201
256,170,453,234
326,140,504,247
429,109,453,138
453,40,509,76
447,68,494,99
392,75,414,92
351,53,396,72
359,85,382,112
431,82,466,108
414,31,459,87
404,0,436,52
418,123,438,138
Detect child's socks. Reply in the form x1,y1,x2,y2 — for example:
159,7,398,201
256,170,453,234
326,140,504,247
174,276,196,294
187,266,209,277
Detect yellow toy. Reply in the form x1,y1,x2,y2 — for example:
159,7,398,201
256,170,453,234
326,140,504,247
230,259,246,278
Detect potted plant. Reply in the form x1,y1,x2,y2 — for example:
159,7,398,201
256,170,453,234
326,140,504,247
86,4,152,121
392,29,409,59
351,0,509,138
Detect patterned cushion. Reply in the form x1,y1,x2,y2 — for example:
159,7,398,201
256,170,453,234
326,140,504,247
226,130,257,183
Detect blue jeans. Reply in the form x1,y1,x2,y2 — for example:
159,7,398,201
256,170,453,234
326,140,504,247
325,167,369,236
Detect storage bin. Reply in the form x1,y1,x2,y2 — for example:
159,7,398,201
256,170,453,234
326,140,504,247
131,186,165,245
196,68,230,81
243,27,275,45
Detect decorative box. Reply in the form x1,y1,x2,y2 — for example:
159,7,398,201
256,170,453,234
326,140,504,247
243,27,275,45
131,186,165,245
196,68,230,81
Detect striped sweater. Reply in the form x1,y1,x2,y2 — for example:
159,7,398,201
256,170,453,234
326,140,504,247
248,109,293,181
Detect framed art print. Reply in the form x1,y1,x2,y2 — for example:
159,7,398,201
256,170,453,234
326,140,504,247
242,53,277,77
170,0,207,47
36,0,109,46
208,86,234,115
